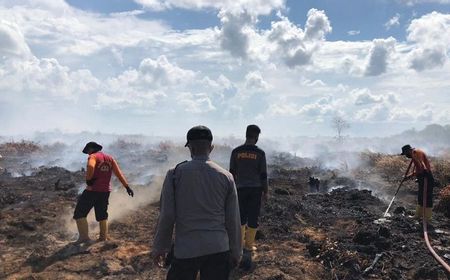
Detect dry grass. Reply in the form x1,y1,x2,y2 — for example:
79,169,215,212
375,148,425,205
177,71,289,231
436,185,450,217
360,151,450,187
0,141,42,156
374,155,409,183
432,158,450,187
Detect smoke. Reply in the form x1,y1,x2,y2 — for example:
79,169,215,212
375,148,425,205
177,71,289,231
63,175,165,237
3,124,450,237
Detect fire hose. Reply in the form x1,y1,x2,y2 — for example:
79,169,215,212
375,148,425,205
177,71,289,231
382,160,450,274
422,178,450,274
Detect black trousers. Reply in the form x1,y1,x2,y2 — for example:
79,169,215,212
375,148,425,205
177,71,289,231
418,173,434,207
167,251,230,280
238,187,262,228
73,190,110,221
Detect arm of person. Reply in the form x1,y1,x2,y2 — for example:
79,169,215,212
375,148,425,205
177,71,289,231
152,170,176,266
259,151,269,199
86,155,96,180
404,166,416,180
229,150,237,180
224,178,242,267
85,155,96,188
112,159,129,188
423,152,432,173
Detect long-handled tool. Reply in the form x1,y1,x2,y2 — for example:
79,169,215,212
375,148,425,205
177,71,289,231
383,159,413,217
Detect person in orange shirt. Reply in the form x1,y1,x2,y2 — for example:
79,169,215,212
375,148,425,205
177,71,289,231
401,144,434,221
73,142,134,243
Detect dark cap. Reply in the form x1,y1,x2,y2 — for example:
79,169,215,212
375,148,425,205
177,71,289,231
82,142,103,154
246,124,261,137
400,144,412,155
185,125,213,147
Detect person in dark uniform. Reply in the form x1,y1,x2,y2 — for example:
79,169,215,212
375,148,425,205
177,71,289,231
229,124,268,270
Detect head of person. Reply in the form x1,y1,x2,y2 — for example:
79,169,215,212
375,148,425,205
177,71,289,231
400,144,413,158
185,125,214,157
246,124,261,144
82,142,103,155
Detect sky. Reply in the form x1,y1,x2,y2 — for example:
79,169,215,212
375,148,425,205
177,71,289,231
0,0,450,138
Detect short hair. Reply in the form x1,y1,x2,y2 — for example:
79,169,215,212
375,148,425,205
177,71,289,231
246,124,261,138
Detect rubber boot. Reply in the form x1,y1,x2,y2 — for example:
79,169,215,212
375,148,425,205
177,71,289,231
241,225,246,250
244,227,257,251
76,218,90,242
424,207,432,222
99,220,108,241
239,248,252,271
414,205,423,220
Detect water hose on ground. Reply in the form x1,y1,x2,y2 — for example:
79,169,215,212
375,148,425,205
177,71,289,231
422,178,450,274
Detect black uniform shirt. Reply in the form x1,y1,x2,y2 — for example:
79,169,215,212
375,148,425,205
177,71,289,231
229,144,268,192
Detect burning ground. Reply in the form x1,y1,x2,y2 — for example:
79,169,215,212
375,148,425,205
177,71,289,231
1,141,450,279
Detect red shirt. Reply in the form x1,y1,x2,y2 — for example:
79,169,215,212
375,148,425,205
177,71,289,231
86,152,128,192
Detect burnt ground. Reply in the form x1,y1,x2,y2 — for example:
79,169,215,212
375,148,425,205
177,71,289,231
1,166,450,280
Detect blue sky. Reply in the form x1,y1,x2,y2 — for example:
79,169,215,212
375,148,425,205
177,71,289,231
0,0,450,138
65,0,450,40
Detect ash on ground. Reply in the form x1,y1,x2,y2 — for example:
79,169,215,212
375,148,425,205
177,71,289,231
1,154,450,279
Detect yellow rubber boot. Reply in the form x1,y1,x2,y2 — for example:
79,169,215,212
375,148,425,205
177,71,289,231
244,227,257,251
99,220,108,241
241,225,246,250
414,205,423,220
76,218,90,242
424,207,433,221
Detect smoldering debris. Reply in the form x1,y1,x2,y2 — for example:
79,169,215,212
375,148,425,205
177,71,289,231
1,132,450,279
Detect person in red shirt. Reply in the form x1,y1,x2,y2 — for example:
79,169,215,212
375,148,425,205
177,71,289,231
401,144,434,221
73,142,134,243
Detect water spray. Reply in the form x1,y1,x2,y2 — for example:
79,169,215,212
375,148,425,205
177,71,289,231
382,159,413,218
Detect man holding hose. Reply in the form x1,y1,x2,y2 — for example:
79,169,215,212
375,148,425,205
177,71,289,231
400,144,434,221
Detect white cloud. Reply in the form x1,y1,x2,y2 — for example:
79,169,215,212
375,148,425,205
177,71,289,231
0,57,99,100
355,103,391,122
417,104,434,121
304,9,332,41
347,30,360,36
135,0,285,15
0,1,168,58
398,0,450,5
0,1,448,136
0,20,31,58
406,12,450,71
245,71,269,90
218,10,255,59
176,92,216,113
302,79,326,87
352,89,399,106
266,9,331,68
385,13,401,30
364,37,396,76
137,55,195,87
353,89,383,105
410,46,447,71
